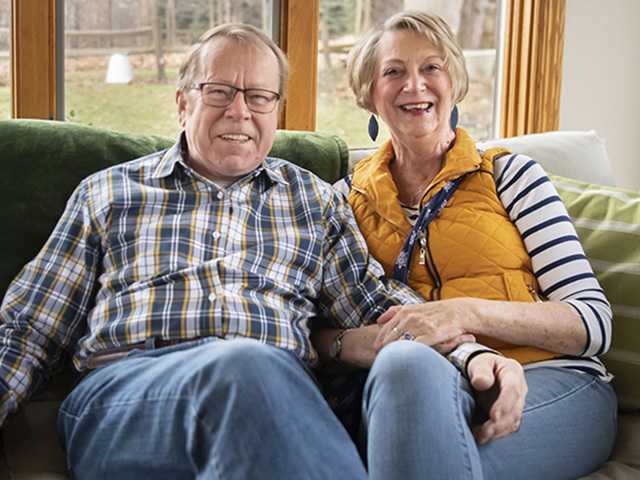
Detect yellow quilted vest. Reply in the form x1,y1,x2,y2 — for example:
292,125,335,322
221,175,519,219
348,129,559,365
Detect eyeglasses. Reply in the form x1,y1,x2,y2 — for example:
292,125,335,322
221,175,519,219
191,82,281,114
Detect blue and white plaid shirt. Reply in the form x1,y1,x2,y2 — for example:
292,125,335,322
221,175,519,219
0,137,421,423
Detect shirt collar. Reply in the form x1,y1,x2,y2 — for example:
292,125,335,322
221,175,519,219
151,131,289,188
150,134,185,179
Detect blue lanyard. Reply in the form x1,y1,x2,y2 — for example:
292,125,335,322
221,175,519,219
391,176,466,284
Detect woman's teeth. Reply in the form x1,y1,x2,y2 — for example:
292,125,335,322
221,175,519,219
400,103,433,112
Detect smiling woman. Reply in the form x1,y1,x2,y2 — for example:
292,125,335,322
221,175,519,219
317,0,500,147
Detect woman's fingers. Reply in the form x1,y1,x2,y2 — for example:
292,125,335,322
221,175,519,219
374,312,404,349
376,305,402,325
374,303,467,351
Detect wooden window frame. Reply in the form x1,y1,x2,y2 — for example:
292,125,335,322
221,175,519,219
10,0,565,138
279,0,318,131
11,0,57,119
500,0,566,137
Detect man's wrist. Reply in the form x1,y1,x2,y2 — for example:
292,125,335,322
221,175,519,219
328,329,348,361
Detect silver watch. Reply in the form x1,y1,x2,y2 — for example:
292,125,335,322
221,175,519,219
328,329,348,361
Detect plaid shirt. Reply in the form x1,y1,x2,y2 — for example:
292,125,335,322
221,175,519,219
0,138,421,424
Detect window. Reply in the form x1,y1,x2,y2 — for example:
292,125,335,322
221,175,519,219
316,0,501,147
0,0,10,119
64,0,276,137
11,0,566,139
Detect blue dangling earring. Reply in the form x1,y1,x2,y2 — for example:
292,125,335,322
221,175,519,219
368,114,379,142
450,105,459,130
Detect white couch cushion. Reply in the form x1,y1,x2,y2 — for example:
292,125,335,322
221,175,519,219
348,130,615,187
478,130,615,186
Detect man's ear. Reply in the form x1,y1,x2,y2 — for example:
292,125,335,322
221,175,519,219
176,90,189,128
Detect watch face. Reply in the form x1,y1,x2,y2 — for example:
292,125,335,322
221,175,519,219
329,331,344,359
329,339,339,359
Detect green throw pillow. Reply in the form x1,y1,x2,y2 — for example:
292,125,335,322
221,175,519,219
551,174,640,411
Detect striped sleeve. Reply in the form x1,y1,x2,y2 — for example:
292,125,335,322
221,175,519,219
493,154,613,357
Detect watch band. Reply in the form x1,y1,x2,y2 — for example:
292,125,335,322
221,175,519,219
329,329,348,361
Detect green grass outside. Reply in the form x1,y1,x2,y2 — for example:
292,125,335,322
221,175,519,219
65,67,181,139
1,65,493,147
0,85,9,120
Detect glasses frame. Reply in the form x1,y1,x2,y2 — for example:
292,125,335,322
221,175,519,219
191,82,281,114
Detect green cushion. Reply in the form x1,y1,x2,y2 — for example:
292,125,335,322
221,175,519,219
0,120,348,297
552,174,640,411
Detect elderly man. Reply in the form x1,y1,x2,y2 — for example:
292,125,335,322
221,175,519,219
0,24,419,479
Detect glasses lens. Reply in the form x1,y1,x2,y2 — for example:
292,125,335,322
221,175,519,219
199,83,278,113
245,90,279,113
201,84,234,107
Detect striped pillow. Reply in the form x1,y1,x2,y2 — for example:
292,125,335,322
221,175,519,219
551,174,640,410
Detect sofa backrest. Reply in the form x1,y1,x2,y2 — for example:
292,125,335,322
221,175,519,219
1,121,638,411
0,120,348,297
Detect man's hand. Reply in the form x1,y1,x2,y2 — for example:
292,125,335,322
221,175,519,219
467,353,528,445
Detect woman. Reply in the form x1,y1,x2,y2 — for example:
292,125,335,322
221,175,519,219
314,11,616,480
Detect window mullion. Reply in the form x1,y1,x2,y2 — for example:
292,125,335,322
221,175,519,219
11,0,58,119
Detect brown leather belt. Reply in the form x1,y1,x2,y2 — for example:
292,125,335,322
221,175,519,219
85,337,204,369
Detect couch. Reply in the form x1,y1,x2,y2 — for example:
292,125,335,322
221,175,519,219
0,120,638,479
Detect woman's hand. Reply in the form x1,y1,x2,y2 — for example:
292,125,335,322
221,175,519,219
467,353,528,445
374,300,472,351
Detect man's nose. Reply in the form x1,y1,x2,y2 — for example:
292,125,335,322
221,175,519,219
225,91,251,119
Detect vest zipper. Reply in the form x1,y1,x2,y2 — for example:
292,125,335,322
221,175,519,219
421,230,442,300
528,285,544,302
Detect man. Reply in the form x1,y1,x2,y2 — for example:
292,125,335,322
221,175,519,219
0,24,417,479
0,23,526,479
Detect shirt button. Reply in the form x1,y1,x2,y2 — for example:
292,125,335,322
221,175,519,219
216,191,224,200
208,293,216,302
212,231,221,240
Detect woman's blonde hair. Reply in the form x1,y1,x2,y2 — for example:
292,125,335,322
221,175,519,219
347,11,469,113
177,23,289,101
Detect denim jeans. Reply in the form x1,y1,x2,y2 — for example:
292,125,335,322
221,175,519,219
58,338,367,479
363,341,617,480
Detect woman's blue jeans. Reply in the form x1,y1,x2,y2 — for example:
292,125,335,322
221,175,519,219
58,338,367,479
362,341,618,480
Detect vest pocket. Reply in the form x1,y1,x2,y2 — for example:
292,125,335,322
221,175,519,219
502,271,540,303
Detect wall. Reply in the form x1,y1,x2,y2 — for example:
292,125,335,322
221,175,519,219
560,0,640,190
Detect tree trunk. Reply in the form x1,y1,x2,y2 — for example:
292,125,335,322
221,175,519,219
166,0,176,47
224,0,232,23
459,0,490,49
403,0,464,34
209,0,216,28
152,0,166,81
138,0,151,28
262,0,270,32
107,0,113,48
363,0,372,33
355,0,363,35
320,17,332,71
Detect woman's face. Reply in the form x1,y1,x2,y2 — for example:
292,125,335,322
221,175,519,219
371,29,454,144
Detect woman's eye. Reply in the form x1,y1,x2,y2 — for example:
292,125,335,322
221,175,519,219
426,64,442,72
383,68,399,77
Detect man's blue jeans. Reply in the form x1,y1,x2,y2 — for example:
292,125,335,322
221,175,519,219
58,338,367,479
363,341,618,480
